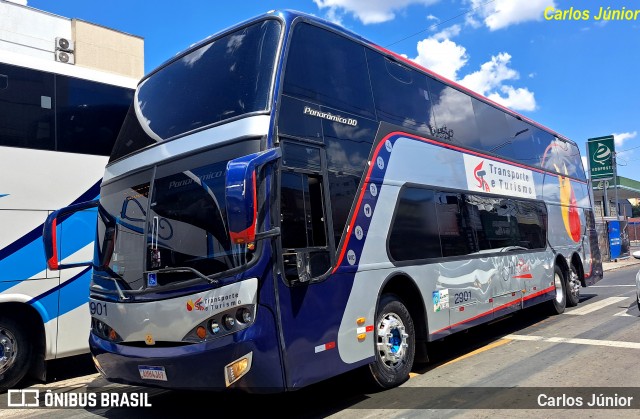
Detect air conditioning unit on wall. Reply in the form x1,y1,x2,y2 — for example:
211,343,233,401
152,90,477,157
55,50,75,65
55,37,74,52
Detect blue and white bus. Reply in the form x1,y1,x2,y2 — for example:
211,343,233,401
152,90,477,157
45,10,603,392
0,54,135,388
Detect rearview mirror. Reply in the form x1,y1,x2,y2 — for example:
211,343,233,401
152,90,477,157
225,148,281,245
43,199,98,270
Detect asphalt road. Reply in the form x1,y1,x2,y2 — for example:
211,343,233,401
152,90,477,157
2,265,640,418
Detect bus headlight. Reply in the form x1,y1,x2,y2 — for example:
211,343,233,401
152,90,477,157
222,314,235,330
91,318,122,342
237,307,253,323
182,304,256,343
209,320,221,335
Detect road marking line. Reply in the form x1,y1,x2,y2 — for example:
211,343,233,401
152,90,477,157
505,334,640,349
565,296,628,315
588,285,635,288
439,338,512,367
614,310,636,317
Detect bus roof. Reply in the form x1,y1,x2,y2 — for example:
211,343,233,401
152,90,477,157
146,9,577,148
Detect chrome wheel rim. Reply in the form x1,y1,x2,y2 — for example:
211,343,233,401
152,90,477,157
376,313,409,368
554,272,564,304
568,268,580,301
0,327,18,376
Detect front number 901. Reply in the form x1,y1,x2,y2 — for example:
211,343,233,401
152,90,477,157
90,301,107,316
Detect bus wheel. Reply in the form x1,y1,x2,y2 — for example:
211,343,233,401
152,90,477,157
368,294,415,389
548,266,567,315
0,317,32,389
566,265,580,307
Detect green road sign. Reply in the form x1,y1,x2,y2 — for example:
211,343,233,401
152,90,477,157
587,135,615,180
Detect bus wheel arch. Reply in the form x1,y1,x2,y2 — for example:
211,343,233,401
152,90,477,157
0,303,46,388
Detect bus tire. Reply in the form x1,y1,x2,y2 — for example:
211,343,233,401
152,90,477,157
368,294,415,389
566,264,580,307
0,317,32,389
548,265,567,315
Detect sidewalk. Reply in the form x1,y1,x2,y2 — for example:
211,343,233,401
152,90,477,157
602,253,640,272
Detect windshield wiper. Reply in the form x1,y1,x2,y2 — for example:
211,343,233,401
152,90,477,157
154,266,219,284
93,267,131,301
111,277,130,301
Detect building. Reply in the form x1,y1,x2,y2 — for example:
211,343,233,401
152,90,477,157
591,175,640,261
0,0,143,80
591,176,640,219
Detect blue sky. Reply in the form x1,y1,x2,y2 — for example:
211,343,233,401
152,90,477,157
22,0,640,180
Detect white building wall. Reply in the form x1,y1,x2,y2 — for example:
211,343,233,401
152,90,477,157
0,0,71,62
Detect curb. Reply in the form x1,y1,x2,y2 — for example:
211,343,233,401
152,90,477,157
602,260,640,272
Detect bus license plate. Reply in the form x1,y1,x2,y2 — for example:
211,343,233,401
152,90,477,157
138,365,167,381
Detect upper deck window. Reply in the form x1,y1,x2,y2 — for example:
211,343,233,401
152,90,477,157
110,19,281,162
283,22,375,119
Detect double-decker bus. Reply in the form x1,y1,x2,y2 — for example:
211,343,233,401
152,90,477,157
0,54,135,388
44,9,603,392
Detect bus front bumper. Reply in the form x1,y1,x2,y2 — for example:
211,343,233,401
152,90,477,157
90,305,284,392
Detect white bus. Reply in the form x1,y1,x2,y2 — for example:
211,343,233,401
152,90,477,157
0,53,136,388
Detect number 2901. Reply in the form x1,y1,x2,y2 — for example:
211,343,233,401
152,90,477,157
454,291,471,304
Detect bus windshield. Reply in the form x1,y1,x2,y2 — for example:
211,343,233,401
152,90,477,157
109,19,281,162
95,152,248,292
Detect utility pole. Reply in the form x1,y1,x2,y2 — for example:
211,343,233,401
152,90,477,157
613,150,619,219
603,180,609,216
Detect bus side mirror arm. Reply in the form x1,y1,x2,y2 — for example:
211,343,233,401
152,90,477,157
254,227,280,241
43,199,98,270
225,148,281,245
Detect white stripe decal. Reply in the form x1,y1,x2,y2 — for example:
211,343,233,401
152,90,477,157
103,115,271,182
505,334,640,349
565,297,628,315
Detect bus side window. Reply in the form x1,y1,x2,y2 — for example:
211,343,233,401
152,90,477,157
283,22,375,119
0,63,55,151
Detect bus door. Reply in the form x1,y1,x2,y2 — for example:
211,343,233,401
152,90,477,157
274,140,350,388
277,142,333,283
